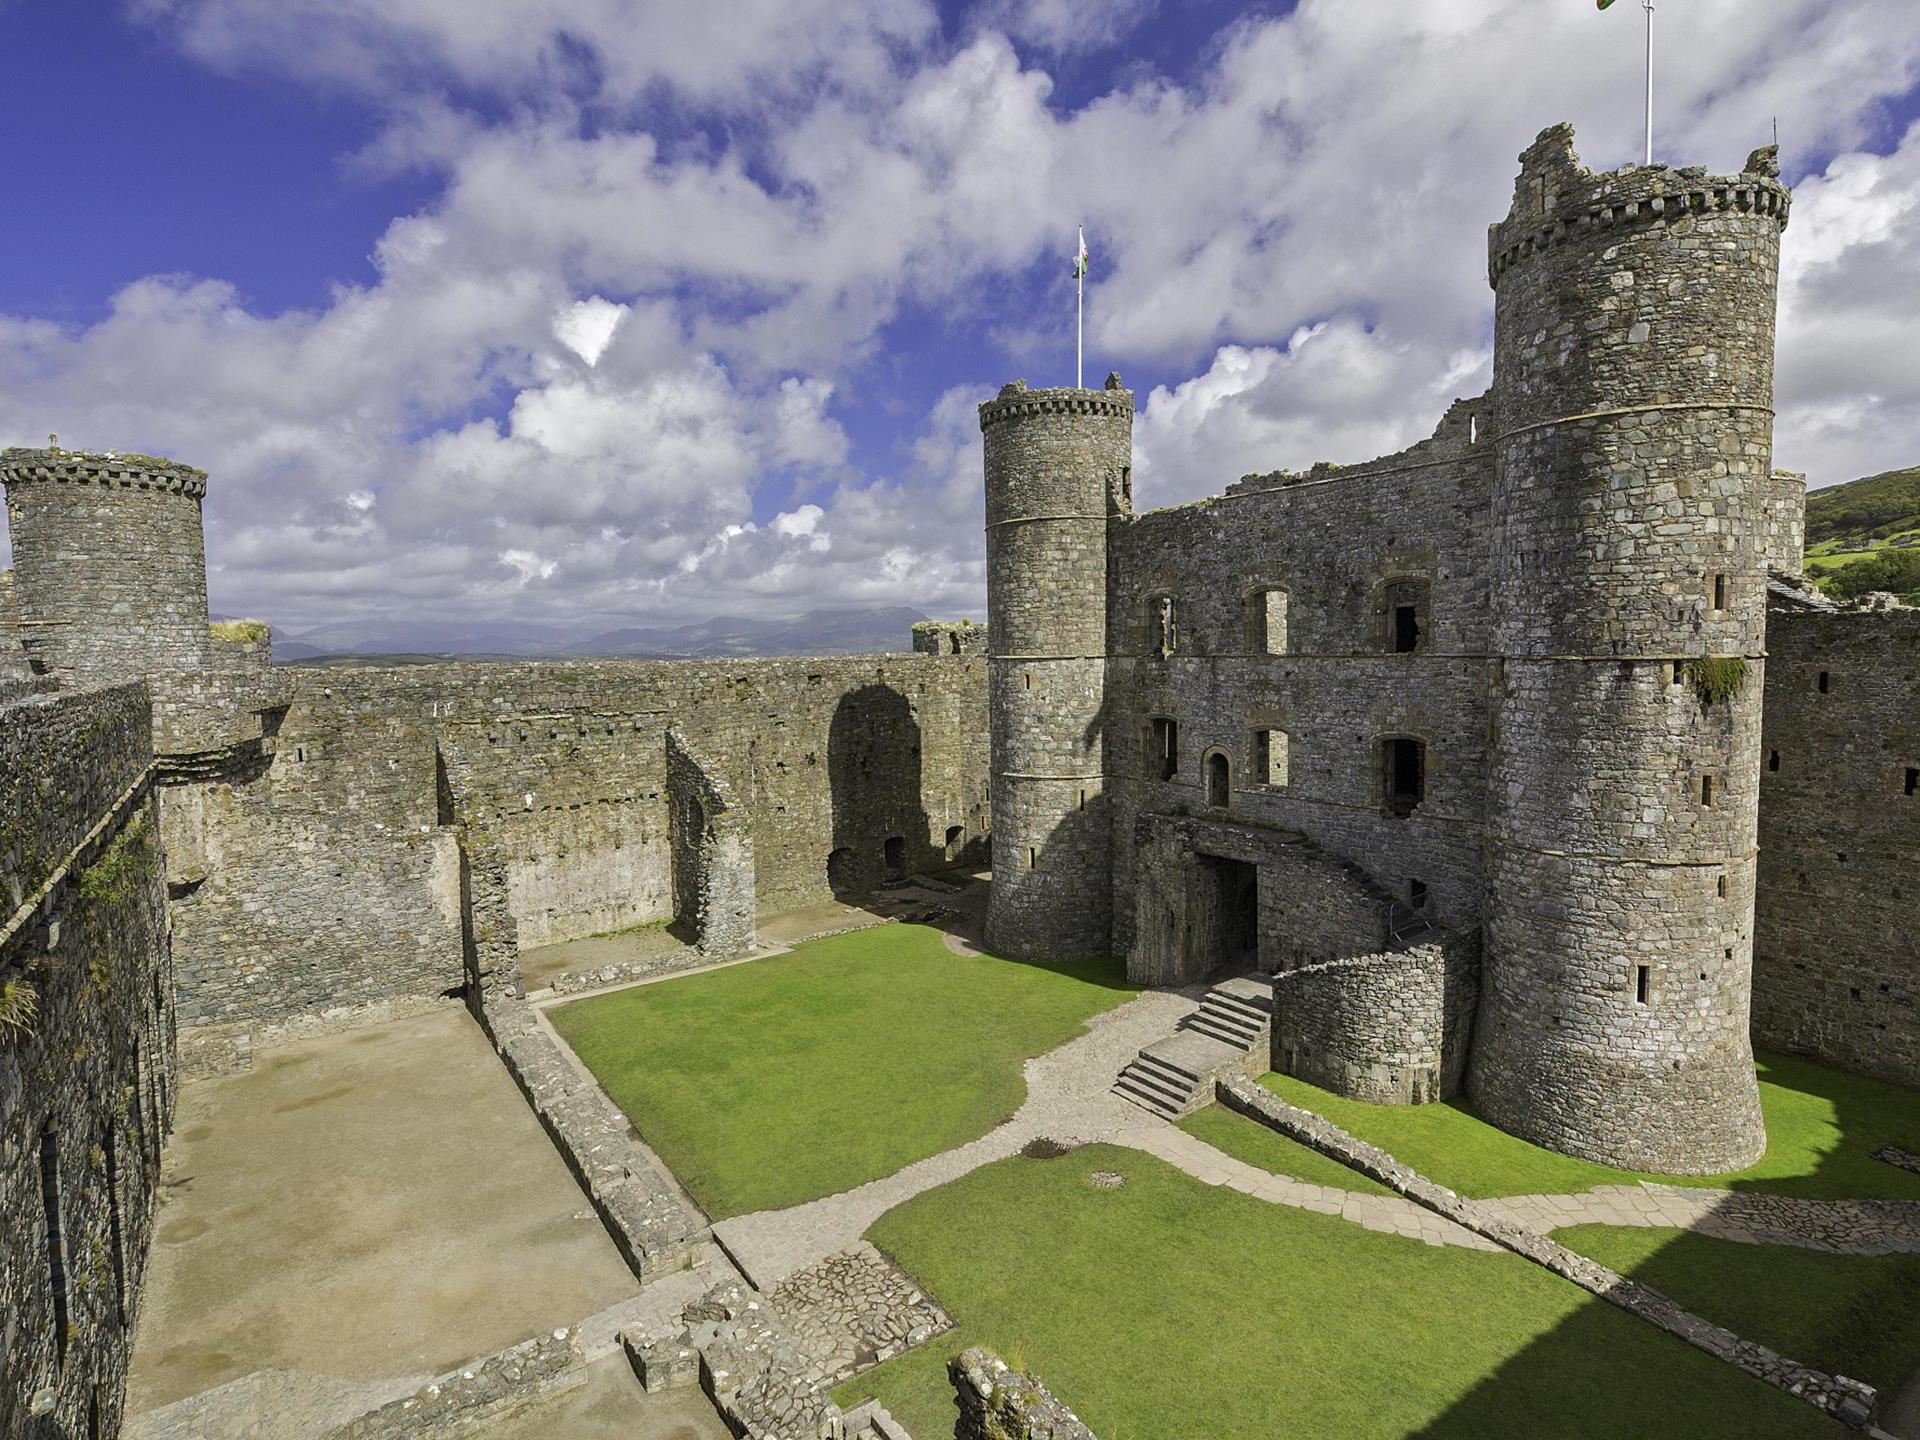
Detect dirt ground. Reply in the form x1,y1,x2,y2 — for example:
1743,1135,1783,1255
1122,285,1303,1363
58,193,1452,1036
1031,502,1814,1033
127,1005,642,1415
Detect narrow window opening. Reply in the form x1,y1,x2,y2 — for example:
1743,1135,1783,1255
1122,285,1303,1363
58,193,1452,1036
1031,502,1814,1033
1409,879,1429,911
40,1125,69,1364
1392,604,1420,654
1712,574,1728,611
1468,413,1479,444
1251,729,1289,788
1150,717,1179,780
1254,589,1289,655
1023,671,1032,690
1384,738,1426,817
1817,670,1830,694
1701,774,1715,807
1635,965,1650,1005
1768,750,1780,773
1026,845,1038,871
1205,752,1230,809
1077,788,1087,812
1149,595,1177,658
1671,660,1685,685
294,744,307,763
1906,768,1918,797
1716,873,1729,899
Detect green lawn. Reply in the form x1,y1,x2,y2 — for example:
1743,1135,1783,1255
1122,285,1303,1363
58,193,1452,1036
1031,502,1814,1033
838,1145,1842,1440
1557,1225,1920,1394
547,923,1135,1219
1255,1051,1920,1201
1178,1101,1397,1197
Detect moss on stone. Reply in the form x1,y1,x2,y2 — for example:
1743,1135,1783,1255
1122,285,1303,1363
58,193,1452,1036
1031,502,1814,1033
1685,656,1750,705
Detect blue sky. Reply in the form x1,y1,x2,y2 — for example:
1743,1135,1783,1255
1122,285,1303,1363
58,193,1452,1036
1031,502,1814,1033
3,0,1918,636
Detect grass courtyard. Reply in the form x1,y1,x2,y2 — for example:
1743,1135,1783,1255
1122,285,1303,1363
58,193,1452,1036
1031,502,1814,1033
1219,1053,1920,1202
547,923,1135,1219
836,1144,1845,1440
1557,1226,1920,1394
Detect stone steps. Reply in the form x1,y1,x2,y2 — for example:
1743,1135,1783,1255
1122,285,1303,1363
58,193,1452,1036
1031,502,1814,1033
1112,978,1274,1120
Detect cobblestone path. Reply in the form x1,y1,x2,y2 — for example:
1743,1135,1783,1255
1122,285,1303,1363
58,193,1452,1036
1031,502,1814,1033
1480,1186,1920,1254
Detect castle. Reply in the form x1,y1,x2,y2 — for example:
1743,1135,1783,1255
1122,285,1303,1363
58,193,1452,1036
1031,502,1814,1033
0,124,1914,1439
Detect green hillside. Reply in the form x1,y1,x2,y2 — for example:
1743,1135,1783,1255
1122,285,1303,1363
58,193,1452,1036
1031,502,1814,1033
1801,465,1920,603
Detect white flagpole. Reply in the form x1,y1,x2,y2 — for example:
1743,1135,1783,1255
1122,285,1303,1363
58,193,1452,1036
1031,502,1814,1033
1643,0,1655,165
1076,225,1085,389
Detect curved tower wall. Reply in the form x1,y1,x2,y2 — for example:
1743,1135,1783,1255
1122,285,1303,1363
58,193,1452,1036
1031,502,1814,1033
0,448,214,689
1473,127,1789,1173
979,382,1132,960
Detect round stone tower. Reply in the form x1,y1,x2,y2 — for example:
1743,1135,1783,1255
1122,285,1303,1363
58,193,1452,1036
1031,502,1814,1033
979,377,1132,960
0,446,214,690
1473,126,1789,1173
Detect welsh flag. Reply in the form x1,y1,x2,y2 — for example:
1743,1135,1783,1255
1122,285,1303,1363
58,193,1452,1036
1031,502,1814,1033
1072,231,1089,280
1596,0,1619,7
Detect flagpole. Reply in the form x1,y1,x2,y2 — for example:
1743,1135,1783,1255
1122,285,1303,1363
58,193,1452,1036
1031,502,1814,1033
1076,224,1085,389
1643,0,1655,165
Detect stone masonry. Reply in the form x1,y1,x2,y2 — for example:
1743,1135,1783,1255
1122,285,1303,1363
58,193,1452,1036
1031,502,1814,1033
979,125,1840,1176
1,681,177,1439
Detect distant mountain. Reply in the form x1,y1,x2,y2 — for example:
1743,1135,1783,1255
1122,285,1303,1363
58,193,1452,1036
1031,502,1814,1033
572,607,931,658
1804,467,1920,603
263,605,934,663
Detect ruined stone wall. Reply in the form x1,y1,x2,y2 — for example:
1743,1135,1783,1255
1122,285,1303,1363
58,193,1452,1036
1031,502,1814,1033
666,729,755,958
911,618,987,657
950,1349,1098,1440
1,683,174,1440
1272,933,1480,1104
171,653,987,1034
1473,127,1786,1174
1106,397,1495,966
1754,608,1920,1086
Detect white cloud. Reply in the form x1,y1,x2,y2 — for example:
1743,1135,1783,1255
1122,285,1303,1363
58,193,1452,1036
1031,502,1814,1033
553,297,627,367
4,0,1918,628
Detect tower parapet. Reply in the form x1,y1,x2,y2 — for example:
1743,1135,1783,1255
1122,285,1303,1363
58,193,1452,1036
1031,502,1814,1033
980,376,1133,959
1473,126,1787,1172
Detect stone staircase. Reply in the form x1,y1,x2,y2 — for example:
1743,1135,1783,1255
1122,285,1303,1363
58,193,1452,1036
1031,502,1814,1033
1112,976,1273,1120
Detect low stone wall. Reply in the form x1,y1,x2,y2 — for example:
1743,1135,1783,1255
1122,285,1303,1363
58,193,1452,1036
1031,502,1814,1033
1271,931,1479,1104
476,992,708,1282
177,992,457,1080
950,1348,1098,1440
321,1328,584,1439
1218,1077,1880,1429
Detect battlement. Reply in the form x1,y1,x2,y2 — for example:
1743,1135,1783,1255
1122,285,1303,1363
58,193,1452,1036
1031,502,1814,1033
978,375,1134,431
0,446,209,498
1488,123,1789,288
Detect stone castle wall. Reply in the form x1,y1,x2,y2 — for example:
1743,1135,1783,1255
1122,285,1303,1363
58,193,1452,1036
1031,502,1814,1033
1104,396,1495,969
168,653,987,1035
1,683,176,1440
1272,933,1480,1104
1754,608,1920,1085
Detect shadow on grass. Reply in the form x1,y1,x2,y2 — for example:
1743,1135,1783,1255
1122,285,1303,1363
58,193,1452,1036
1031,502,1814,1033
1414,1053,1920,1437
